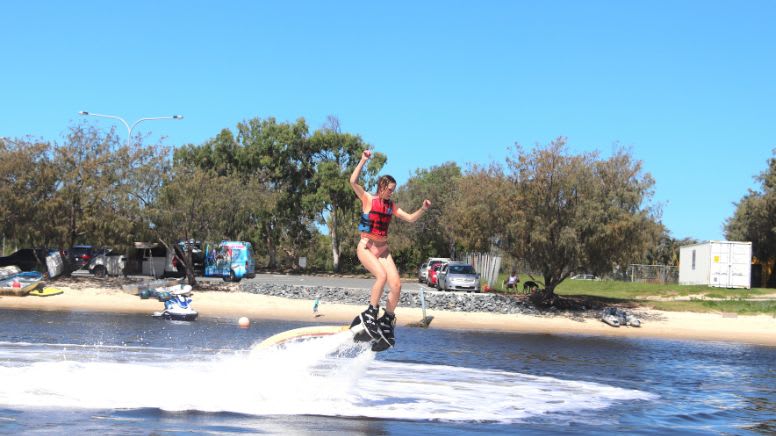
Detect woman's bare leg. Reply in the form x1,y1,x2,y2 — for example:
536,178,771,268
357,239,387,306
378,254,401,313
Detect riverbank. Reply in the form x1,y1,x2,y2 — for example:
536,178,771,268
1,279,775,347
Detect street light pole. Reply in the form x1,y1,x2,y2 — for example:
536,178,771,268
79,111,184,146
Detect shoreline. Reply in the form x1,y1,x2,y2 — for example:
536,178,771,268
1,284,775,347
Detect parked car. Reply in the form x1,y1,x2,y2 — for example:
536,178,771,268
0,248,53,272
88,248,127,278
417,262,428,282
427,262,446,288
437,262,481,292
65,245,94,270
571,274,599,280
419,257,451,283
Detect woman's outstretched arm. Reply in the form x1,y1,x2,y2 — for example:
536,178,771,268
350,150,372,204
395,199,431,223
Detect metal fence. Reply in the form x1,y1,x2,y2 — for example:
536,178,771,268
627,264,678,284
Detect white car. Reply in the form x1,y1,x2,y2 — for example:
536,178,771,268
88,249,126,278
571,274,599,280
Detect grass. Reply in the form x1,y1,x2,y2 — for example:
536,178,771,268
489,273,776,316
648,299,776,315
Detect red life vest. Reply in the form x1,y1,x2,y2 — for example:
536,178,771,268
358,197,393,239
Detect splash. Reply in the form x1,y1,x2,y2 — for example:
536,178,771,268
0,336,656,423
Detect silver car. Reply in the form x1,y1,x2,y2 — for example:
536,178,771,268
437,262,481,292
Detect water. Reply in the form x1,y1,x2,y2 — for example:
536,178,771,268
0,309,774,435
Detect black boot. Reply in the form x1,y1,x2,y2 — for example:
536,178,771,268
350,304,380,342
372,311,396,352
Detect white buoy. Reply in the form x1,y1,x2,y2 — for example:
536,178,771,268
238,316,250,328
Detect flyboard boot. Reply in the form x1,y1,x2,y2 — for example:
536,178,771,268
371,311,396,352
350,304,380,342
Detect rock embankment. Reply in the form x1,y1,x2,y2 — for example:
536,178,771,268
241,282,542,315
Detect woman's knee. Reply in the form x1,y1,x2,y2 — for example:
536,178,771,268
374,269,388,284
387,278,402,293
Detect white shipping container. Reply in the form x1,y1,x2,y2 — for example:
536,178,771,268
679,241,752,289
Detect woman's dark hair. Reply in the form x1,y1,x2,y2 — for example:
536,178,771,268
377,175,396,195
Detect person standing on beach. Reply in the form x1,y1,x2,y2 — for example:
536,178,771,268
349,149,431,351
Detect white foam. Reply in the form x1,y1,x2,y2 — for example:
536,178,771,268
0,334,657,423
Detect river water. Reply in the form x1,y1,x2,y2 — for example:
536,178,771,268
0,308,773,434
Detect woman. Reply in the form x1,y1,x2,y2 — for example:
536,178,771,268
349,149,431,351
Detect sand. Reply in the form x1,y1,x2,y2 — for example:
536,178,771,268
2,282,775,347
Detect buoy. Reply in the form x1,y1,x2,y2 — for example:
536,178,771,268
238,316,250,328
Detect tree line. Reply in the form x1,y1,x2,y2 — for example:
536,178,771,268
725,149,776,286
3,117,771,293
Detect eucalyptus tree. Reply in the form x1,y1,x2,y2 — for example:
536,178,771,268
235,117,316,268
176,118,317,268
505,138,660,301
725,149,776,265
307,117,384,272
445,163,513,256
147,164,247,284
390,162,462,269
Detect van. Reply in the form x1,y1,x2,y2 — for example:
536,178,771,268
204,241,256,282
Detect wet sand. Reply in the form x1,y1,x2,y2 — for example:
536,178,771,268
2,283,775,347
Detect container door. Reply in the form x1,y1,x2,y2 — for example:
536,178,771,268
729,243,752,289
708,243,730,288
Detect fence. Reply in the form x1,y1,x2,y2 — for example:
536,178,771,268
627,264,678,284
463,253,502,288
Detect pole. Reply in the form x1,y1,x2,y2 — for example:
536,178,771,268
419,286,427,320
79,111,183,146
412,286,433,328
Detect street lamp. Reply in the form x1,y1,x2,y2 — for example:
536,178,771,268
79,111,184,146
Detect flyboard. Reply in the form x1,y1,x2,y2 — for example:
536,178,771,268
257,322,392,352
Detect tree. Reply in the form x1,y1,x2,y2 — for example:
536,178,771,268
307,117,384,272
52,124,168,250
725,149,776,264
0,137,60,260
148,164,248,284
390,162,463,269
505,138,660,301
445,163,514,256
644,229,697,266
175,118,317,269
236,117,316,268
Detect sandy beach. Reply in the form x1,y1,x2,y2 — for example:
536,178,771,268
2,280,775,347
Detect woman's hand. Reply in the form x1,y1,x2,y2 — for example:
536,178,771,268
362,150,372,160
422,199,431,210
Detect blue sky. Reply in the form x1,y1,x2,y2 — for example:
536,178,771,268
2,1,774,242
